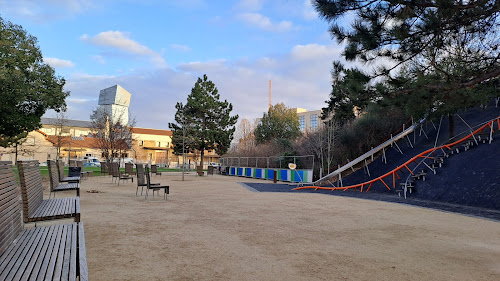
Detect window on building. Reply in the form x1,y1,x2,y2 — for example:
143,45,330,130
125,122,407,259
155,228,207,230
139,140,144,146
310,114,318,130
299,115,305,131
156,141,161,147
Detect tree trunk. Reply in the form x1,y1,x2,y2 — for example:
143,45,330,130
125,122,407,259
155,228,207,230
14,143,18,164
200,150,205,169
449,114,455,140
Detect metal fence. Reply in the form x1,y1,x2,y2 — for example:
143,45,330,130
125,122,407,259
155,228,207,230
220,155,314,170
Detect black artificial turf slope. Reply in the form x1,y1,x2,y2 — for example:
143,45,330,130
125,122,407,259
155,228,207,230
241,102,500,221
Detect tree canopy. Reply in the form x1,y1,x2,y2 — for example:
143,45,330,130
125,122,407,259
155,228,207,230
0,17,69,146
314,0,499,122
168,74,238,166
254,103,301,145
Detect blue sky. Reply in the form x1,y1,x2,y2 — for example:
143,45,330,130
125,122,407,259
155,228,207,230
0,0,358,129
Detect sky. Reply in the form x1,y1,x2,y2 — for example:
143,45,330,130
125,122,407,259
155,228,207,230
0,0,360,130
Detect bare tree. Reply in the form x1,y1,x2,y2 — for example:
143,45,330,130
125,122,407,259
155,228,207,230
90,107,135,164
233,118,255,153
53,111,69,161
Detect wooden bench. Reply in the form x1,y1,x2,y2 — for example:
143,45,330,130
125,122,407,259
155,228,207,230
0,162,88,280
18,160,80,223
48,160,80,197
57,160,81,183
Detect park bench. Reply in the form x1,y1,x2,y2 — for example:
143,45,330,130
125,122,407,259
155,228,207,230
18,160,80,223
57,160,80,183
145,165,169,200
151,164,162,176
48,160,80,197
0,162,88,280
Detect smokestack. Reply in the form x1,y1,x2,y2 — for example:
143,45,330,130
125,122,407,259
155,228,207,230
268,80,271,109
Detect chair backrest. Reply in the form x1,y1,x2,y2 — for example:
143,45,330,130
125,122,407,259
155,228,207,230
18,160,44,223
151,164,158,173
0,162,22,256
125,163,134,174
207,166,214,175
144,165,151,187
57,160,66,181
69,160,77,167
47,160,61,191
100,162,107,173
136,164,145,186
69,166,82,177
111,162,119,177
77,161,84,168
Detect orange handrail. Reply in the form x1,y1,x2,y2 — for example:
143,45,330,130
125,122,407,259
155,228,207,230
295,116,499,192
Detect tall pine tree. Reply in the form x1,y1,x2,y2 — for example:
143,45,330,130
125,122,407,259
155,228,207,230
168,74,238,167
314,0,499,131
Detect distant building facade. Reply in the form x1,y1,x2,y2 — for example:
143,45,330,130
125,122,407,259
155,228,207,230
295,108,323,133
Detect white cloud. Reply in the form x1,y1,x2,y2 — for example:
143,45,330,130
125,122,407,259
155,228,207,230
290,44,341,61
81,31,167,67
170,44,192,52
303,0,317,20
238,13,292,32
53,43,350,129
44,57,75,68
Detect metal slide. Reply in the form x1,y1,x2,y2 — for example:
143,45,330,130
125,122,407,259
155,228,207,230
306,122,419,186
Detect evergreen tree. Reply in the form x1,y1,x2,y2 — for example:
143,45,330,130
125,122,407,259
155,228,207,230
254,103,301,145
168,74,238,167
0,17,68,145
314,0,499,129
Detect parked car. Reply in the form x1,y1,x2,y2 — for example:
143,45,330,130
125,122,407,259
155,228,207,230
83,157,101,167
208,162,220,167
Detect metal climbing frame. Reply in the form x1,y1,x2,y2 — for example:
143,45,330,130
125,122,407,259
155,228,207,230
294,115,500,193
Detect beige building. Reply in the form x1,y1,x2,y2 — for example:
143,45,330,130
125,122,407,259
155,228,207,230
0,117,220,168
295,108,323,133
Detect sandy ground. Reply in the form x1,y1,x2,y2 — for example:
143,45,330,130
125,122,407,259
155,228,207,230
40,173,500,281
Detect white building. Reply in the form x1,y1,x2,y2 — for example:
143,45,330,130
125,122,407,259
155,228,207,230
98,84,131,125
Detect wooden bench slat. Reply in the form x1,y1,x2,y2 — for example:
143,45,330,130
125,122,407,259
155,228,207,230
62,223,74,280
35,224,63,281
25,225,58,281
53,224,69,280
17,226,50,281
69,223,77,281
0,227,31,271
12,226,50,280
78,223,88,281
0,227,43,280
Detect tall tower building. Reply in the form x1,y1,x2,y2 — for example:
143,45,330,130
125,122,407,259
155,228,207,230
98,85,131,125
